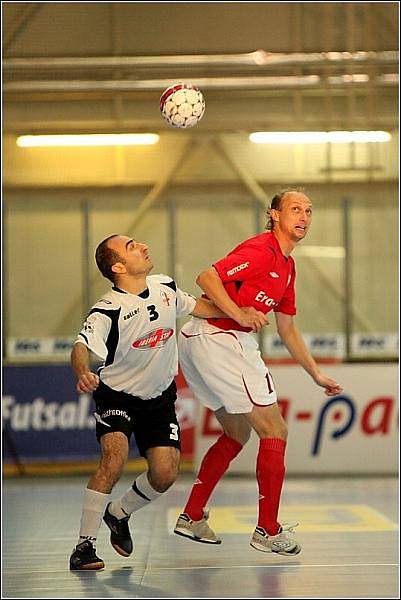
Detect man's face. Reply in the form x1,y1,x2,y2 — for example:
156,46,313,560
108,235,153,277
272,192,313,241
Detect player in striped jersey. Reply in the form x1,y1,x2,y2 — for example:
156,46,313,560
69,233,268,570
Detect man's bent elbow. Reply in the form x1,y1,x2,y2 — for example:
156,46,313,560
196,270,208,288
196,267,217,289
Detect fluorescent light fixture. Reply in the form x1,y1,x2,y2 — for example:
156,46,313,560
16,133,160,147
249,131,391,144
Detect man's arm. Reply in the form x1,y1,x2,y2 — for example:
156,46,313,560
190,297,227,319
275,312,342,396
71,341,100,394
196,267,268,332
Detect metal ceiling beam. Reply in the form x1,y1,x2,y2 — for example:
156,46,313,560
3,74,398,94
3,3,43,54
3,50,398,71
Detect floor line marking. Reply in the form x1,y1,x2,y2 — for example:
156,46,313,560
3,563,399,575
146,562,399,571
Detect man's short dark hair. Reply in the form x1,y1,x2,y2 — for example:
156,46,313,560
266,186,306,230
95,234,124,283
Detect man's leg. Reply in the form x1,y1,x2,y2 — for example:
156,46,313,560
184,408,250,519
70,431,129,570
244,403,301,555
174,408,250,543
104,446,180,556
244,403,287,535
105,382,181,555
110,445,180,519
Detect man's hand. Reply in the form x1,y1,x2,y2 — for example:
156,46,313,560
76,371,100,394
237,307,269,333
314,372,343,396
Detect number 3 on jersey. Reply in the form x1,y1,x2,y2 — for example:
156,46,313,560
169,423,179,441
146,305,159,322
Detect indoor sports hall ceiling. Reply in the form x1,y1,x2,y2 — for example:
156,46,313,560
3,2,399,135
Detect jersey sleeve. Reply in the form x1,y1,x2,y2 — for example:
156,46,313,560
175,287,197,317
75,309,112,360
274,261,297,315
213,245,271,283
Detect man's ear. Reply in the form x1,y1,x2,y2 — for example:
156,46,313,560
270,209,280,223
111,262,126,275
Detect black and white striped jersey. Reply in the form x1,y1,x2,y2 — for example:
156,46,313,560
75,274,196,399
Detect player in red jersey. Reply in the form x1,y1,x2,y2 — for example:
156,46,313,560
174,188,343,555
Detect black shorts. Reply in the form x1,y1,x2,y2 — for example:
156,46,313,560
92,379,181,457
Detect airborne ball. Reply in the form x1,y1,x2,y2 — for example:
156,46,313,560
160,83,205,129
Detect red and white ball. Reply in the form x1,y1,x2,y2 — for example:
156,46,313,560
160,83,205,129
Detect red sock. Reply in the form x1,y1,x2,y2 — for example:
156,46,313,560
184,434,243,521
256,438,287,536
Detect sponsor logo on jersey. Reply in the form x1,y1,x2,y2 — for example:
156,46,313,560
132,327,174,349
269,271,280,278
255,291,278,307
123,308,140,320
98,299,113,305
226,262,249,276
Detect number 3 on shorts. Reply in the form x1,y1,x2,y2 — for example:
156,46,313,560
169,423,179,440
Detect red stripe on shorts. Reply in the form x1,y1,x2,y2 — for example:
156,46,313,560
210,330,243,351
242,375,267,407
181,331,202,338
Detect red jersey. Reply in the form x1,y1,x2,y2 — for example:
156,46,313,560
207,231,296,332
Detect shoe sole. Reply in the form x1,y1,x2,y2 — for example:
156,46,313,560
174,528,222,544
70,561,105,571
250,541,301,555
110,541,132,557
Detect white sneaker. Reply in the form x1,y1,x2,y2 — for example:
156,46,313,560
174,509,221,544
250,522,301,555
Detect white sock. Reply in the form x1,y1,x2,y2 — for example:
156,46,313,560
110,471,162,518
78,488,110,547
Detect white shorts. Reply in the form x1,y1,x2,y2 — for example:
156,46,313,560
178,318,277,414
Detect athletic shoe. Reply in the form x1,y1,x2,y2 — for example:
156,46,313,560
69,540,105,570
174,509,222,544
250,522,301,555
103,502,133,557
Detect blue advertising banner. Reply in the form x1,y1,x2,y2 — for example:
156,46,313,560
2,365,140,464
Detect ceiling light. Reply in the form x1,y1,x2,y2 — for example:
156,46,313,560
249,131,391,144
16,133,160,147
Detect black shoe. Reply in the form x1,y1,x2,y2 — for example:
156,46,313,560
69,540,105,570
103,502,133,557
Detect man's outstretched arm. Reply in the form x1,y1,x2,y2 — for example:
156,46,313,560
275,312,343,396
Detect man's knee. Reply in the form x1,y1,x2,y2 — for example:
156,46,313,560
99,454,126,480
245,403,288,440
259,420,288,440
224,416,252,446
149,457,179,493
224,426,251,446
146,446,180,492
148,463,179,493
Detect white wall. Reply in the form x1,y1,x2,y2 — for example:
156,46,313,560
193,363,398,475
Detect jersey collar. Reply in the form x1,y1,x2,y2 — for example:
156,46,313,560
112,285,150,299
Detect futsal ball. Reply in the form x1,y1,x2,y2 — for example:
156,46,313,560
160,83,205,129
